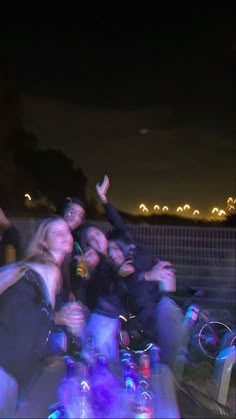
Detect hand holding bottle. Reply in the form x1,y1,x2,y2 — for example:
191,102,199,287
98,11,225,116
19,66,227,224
55,302,85,337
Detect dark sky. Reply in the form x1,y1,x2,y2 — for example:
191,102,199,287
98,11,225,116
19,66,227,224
1,4,236,217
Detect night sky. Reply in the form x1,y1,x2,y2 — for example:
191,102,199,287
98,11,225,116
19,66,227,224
1,4,235,217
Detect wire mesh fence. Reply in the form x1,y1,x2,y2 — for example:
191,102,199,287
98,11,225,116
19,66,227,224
13,218,236,319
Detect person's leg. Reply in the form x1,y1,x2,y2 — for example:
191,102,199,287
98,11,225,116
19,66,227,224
82,313,121,364
0,367,18,418
154,296,184,369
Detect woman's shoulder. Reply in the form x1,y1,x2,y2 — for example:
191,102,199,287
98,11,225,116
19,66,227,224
26,261,60,278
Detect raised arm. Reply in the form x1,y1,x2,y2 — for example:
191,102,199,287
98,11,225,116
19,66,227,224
96,175,129,234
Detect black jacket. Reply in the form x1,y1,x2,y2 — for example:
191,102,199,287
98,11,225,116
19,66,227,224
85,254,128,318
104,202,158,272
0,269,54,392
104,202,163,336
0,225,21,266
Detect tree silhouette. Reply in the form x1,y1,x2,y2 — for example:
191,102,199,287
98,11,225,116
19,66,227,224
0,74,30,211
0,73,88,215
22,148,87,210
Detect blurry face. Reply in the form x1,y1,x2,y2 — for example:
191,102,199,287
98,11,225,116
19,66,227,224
46,219,73,255
86,226,108,255
84,247,100,269
108,241,125,267
64,203,85,231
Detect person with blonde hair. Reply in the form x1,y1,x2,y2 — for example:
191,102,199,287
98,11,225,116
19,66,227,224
0,215,84,418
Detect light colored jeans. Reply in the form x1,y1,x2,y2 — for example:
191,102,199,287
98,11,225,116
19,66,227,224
82,313,121,364
154,296,185,369
0,367,18,418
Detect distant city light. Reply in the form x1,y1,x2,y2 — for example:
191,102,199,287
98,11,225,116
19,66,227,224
137,196,235,220
183,204,191,210
24,193,32,200
218,210,226,216
139,203,149,212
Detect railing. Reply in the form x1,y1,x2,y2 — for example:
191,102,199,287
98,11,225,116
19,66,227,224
12,218,236,319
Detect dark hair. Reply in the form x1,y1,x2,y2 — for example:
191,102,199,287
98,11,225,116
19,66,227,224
78,223,105,252
60,197,86,216
108,230,136,258
78,223,94,251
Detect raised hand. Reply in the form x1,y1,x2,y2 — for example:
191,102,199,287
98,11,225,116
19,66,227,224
96,174,110,203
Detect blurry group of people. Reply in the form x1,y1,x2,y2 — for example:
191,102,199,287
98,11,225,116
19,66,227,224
0,175,184,417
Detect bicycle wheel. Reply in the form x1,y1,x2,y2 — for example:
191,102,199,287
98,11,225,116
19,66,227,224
220,327,236,350
198,321,232,360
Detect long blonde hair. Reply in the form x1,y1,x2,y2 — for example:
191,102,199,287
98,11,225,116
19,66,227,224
24,215,63,267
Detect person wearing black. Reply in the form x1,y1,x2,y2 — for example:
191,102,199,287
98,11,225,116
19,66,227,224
78,222,128,364
58,197,87,305
96,176,174,275
96,175,183,369
108,235,184,369
0,208,21,267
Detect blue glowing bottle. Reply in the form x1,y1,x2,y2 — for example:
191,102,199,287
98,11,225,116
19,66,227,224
149,344,161,374
133,384,154,419
76,363,94,419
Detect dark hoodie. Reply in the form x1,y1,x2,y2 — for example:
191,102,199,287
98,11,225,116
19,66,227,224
85,253,128,318
77,223,128,318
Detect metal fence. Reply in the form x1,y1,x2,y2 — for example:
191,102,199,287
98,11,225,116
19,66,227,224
12,218,236,319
